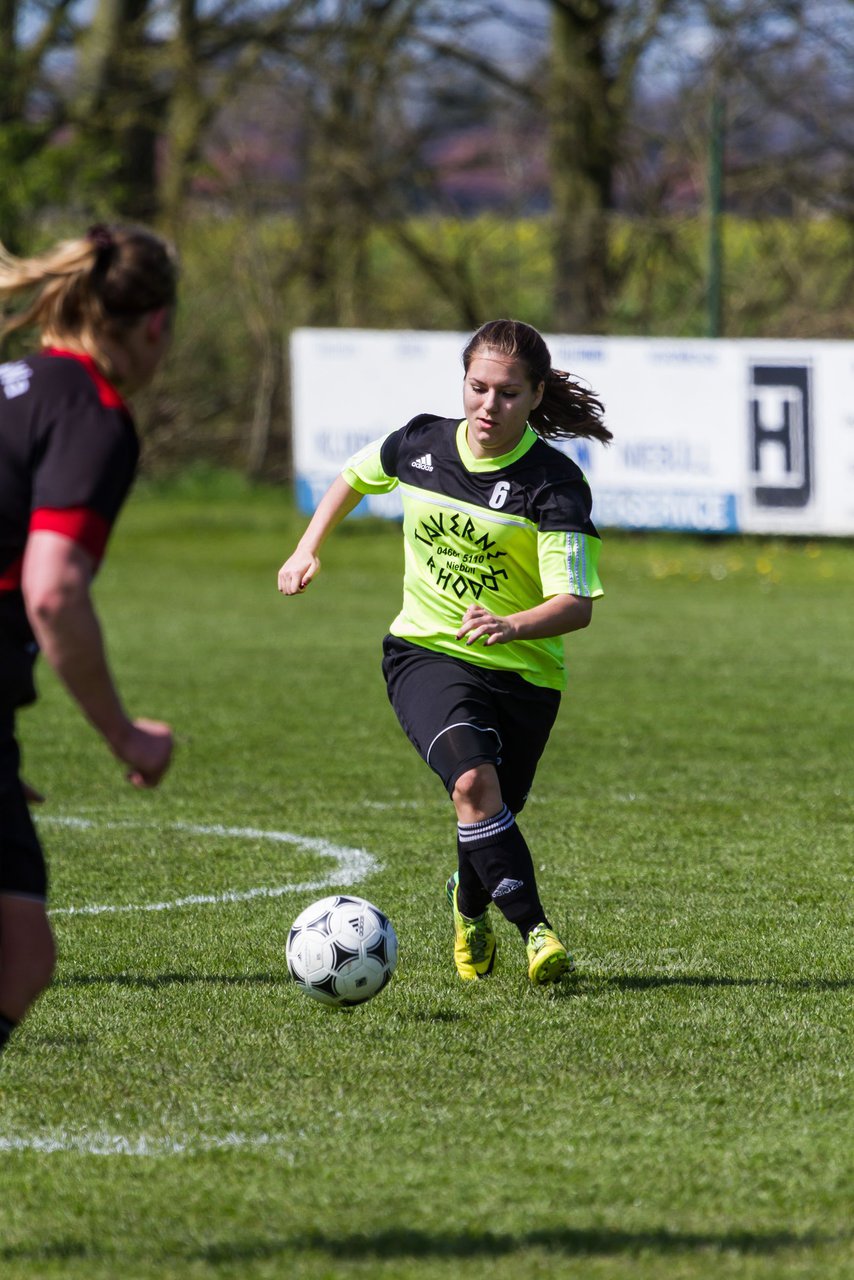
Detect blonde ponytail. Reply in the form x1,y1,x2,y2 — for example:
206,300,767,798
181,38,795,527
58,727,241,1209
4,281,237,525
0,225,178,362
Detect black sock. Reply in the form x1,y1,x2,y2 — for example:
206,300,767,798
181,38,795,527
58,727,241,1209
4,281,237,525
457,805,549,938
456,829,493,918
0,1011,18,1055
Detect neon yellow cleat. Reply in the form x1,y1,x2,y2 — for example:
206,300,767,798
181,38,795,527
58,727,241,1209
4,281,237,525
445,873,496,980
526,924,575,984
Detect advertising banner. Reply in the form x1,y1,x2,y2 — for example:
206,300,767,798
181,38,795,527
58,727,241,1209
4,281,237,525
291,329,854,536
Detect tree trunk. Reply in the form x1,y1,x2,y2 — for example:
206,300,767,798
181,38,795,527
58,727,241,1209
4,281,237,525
246,329,279,480
0,1,19,121
548,1,615,333
74,0,162,222
159,0,203,238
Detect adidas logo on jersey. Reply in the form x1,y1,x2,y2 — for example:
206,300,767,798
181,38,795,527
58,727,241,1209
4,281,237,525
411,453,434,471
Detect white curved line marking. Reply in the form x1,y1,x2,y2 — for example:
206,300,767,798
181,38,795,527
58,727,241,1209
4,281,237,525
0,1131,291,1157
39,816,378,917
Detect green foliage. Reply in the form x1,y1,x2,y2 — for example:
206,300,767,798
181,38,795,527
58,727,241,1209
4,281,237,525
368,213,854,339
131,210,852,479
6,207,853,476
2,487,852,1279
365,216,558,333
0,126,120,254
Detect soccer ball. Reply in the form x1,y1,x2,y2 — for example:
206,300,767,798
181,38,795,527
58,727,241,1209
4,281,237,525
286,894,398,1006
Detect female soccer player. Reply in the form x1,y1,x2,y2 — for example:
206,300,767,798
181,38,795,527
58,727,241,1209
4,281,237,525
278,319,611,984
0,224,178,1054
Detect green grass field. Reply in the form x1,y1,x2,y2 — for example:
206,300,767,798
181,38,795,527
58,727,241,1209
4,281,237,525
1,481,852,1279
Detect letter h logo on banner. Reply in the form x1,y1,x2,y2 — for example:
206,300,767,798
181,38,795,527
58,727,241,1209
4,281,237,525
749,364,812,509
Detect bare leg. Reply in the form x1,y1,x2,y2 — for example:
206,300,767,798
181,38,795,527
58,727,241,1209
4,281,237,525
451,763,503,824
0,893,56,1022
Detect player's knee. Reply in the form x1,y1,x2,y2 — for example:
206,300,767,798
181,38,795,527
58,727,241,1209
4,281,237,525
452,765,501,817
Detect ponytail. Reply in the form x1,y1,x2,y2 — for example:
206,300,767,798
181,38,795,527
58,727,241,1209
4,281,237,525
0,224,178,361
533,368,611,445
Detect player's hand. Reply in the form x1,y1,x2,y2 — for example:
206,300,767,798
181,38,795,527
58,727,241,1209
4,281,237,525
116,718,174,789
22,779,46,804
278,550,320,595
456,604,517,647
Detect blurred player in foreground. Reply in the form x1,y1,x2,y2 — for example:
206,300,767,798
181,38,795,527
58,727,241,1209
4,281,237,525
0,225,178,1055
278,319,611,986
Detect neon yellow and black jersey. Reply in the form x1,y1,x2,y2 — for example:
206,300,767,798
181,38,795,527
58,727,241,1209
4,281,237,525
343,415,604,691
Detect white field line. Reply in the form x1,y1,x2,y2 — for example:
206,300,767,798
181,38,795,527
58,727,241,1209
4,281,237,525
38,816,379,917
0,1130,294,1157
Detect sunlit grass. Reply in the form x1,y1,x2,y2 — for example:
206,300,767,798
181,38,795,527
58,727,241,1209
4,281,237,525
1,485,851,1279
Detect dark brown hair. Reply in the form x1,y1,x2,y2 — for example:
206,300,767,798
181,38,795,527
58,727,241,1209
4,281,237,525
0,224,178,362
463,319,612,445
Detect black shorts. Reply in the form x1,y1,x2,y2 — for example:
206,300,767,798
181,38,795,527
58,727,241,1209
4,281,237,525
381,635,560,815
0,709,47,900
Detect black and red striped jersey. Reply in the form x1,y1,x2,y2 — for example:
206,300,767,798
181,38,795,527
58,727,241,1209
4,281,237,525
0,348,139,670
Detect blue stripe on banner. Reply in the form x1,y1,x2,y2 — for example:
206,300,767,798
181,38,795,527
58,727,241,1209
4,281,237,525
594,490,739,533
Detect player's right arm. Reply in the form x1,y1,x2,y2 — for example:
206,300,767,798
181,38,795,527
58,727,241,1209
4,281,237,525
279,429,402,594
277,475,364,595
21,530,173,788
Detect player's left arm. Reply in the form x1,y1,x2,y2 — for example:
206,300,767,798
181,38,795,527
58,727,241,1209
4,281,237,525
456,594,592,647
